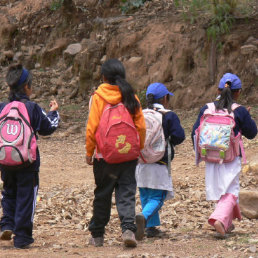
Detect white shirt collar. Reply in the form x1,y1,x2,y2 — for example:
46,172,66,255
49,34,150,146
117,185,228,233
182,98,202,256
153,103,164,109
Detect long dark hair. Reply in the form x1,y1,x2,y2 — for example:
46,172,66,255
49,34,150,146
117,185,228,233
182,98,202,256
146,93,170,109
6,64,32,101
215,82,239,113
101,59,140,115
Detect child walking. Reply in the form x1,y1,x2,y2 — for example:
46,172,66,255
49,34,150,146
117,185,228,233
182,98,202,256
0,64,59,249
135,82,185,240
85,59,146,247
192,73,257,237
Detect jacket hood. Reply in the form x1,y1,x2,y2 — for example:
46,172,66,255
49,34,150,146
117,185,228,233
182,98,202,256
95,83,122,105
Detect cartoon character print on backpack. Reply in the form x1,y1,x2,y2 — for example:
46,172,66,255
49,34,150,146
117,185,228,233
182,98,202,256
0,101,37,167
195,102,246,164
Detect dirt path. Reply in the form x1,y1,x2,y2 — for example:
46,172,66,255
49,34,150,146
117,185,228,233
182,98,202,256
0,108,258,258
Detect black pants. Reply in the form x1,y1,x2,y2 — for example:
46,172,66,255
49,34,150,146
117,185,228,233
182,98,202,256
89,158,137,238
0,169,39,248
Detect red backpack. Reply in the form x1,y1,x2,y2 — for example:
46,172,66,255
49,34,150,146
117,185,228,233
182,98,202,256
95,102,140,164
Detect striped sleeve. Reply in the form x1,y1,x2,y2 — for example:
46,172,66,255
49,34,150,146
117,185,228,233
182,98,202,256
33,104,60,136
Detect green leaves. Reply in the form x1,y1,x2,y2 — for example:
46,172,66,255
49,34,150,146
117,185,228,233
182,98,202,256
120,0,147,14
50,0,64,11
174,0,252,40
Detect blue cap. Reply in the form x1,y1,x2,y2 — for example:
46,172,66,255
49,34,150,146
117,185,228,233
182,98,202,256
16,68,29,87
218,73,242,90
146,82,174,100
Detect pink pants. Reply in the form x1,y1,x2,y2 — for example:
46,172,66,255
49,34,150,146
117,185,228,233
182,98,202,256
208,193,242,231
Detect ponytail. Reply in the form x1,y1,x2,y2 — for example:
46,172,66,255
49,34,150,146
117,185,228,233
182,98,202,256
101,59,140,115
216,82,234,113
115,75,140,115
146,93,169,109
146,94,155,109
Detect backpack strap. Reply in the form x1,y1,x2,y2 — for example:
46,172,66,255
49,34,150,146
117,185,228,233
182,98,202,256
231,103,240,111
231,103,246,163
206,102,216,111
156,108,172,174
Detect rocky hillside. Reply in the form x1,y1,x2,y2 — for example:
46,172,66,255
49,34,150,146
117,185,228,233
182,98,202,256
0,0,257,109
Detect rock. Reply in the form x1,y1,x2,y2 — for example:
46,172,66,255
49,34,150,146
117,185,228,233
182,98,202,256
254,58,258,76
240,44,257,55
239,190,258,219
41,38,69,67
67,125,82,134
242,165,250,174
3,50,14,60
127,56,142,64
13,51,23,62
35,63,41,69
249,246,256,253
249,155,258,182
100,55,107,64
63,43,82,66
64,43,82,56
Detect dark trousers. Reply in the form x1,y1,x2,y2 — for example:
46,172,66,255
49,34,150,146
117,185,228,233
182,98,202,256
89,158,137,238
0,169,39,248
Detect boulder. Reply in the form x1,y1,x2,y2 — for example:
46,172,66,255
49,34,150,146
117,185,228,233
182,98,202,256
63,43,82,66
64,43,82,56
240,44,257,55
41,38,69,67
72,39,103,97
249,153,258,182
239,190,258,219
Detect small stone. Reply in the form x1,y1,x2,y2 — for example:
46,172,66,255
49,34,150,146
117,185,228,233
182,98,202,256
242,164,250,174
249,246,257,253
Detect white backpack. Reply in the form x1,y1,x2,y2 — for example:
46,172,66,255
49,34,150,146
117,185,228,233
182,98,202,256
139,108,170,164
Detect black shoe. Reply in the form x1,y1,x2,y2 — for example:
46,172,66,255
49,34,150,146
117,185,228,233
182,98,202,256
14,244,31,249
145,227,163,238
135,213,145,241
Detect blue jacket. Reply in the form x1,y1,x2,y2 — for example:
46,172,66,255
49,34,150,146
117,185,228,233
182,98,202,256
191,102,257,143
154,104,185,165
0,94,60,172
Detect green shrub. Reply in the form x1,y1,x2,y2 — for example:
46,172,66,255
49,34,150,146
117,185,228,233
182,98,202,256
174,0,253,40
137,89,147,109
121,0,148,14
50,0,64,11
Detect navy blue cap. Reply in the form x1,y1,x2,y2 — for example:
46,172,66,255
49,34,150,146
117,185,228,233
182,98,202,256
218,73,242,90
16,68,29,87
146,82,174,100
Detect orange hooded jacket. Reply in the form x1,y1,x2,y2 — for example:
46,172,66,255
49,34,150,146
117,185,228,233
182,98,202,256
86,83,146,157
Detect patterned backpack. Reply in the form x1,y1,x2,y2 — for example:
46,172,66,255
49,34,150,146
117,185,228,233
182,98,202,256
0,101,37,168
95,102,140,164
195,102,246,164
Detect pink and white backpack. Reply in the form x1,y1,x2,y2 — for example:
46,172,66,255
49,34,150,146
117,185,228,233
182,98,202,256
195,102,246,165
95,102,140,164
0,101,37,168
139,108,169,164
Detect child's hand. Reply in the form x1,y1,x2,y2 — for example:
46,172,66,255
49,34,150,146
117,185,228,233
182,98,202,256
247,106,251,113
49,100,59,111
86,156,93,165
